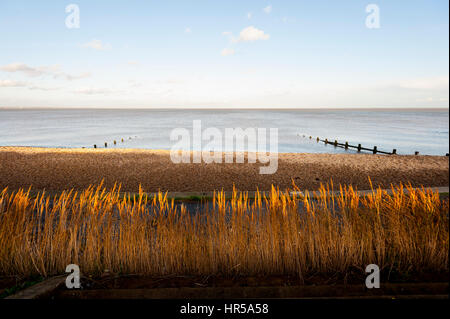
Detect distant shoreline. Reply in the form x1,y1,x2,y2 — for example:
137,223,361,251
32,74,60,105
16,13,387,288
0,107,448,111
0,145,448,155
0,147,448,193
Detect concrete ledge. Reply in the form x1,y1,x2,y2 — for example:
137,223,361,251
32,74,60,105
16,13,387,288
5,276,65,299
55,282,448,299
7,276,447,299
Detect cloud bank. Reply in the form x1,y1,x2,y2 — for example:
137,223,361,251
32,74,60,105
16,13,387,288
0,63,91,81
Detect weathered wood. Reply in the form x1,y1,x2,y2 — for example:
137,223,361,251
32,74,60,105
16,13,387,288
310,135,397,155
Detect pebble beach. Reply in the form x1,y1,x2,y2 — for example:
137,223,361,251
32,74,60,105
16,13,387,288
0,147,448,193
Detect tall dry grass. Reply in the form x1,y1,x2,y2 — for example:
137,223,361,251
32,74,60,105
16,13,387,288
0,182,448,279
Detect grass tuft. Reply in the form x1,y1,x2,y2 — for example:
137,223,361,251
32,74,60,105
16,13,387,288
0,182,448,280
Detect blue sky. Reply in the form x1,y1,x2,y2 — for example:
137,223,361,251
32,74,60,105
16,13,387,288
0,0,448,108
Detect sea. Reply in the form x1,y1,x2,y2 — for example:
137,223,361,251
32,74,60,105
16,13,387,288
0,108,448,156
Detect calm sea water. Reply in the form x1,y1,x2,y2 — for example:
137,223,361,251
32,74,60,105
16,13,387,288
0,109,448,155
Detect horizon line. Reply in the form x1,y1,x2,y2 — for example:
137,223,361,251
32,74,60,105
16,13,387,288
0,106,449,111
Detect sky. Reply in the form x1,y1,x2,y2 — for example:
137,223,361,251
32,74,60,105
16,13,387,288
0,0,448,108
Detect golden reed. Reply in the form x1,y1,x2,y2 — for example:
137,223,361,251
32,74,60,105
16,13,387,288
0,181,448,279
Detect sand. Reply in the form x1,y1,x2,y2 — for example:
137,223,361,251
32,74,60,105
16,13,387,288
0,147,448,193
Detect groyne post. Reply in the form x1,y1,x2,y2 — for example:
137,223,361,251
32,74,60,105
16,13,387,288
310,134,400,155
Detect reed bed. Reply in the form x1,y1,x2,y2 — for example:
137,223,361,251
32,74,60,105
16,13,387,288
0,182,448,280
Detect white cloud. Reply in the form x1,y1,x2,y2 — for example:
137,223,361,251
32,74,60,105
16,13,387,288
127,60,139,66
185,27,192,34
54,72,91,81
0,79,59,91
28,85,60,91
0,78,61,91
247,12,252,19
233,26,270,42
263,5,272,14
0,62,91,81
0,63,46,77
221,48,235,56
81,39,111,50
128,80,142,88
74,87,120,95
156,79,185,85
0,79,27,87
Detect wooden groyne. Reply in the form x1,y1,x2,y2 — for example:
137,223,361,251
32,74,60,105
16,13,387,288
92,135,137,148
302,135,408,155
